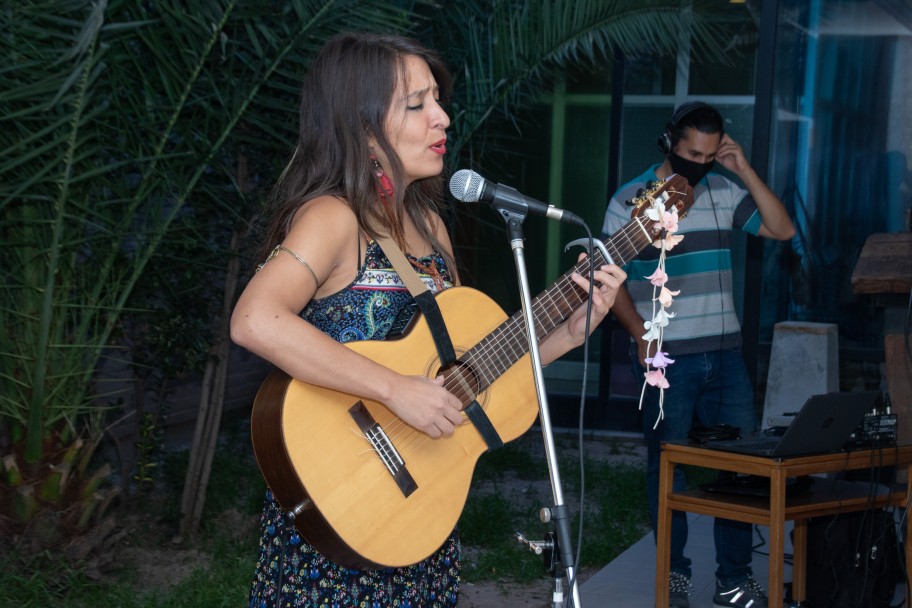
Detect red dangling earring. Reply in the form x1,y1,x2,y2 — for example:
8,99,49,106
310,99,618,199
370,152,407,251
370,152,395,199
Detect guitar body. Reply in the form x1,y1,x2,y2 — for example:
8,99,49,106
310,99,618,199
250,286,538,569
250,174,693,569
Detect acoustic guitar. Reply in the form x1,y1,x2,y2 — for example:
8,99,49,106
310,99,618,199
250,175,692,569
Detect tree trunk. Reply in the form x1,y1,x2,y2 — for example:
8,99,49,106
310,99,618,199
178,228,243,538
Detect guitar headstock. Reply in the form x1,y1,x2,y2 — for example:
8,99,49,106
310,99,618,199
628,174,694,221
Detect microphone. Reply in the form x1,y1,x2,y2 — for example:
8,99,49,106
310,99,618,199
449,169,585,226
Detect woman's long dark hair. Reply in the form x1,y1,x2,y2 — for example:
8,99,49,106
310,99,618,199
256,32,454,267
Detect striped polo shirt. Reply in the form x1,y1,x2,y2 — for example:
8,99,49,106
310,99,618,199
601,165,762,355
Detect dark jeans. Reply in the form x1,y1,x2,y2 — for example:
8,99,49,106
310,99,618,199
633,346,758,585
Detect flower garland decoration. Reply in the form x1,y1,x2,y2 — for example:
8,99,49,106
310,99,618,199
638,198,684,429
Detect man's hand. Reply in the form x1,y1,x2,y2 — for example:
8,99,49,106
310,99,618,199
714,134,750,175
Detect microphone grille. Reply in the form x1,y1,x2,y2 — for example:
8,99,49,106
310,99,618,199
449,169,484,202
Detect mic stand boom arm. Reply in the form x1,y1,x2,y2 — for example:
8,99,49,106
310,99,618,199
499,209,583,608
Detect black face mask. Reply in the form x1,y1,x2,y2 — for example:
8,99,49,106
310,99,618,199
668,153,714,187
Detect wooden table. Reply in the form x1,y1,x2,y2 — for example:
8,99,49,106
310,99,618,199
850,232,912,297
655,442,912,608
851,232,912,445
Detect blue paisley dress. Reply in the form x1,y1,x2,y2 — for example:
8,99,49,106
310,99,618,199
248,239,460,608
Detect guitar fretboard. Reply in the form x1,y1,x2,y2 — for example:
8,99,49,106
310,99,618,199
453,212,660,400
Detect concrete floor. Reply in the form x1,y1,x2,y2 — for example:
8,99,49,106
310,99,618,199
580,513,785,607
580,512,905,608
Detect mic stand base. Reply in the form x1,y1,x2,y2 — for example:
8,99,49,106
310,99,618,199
515,530,567,608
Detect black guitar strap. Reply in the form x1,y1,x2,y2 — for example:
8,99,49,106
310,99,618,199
411,290,456,366
375,234,502,450
464,401,504,450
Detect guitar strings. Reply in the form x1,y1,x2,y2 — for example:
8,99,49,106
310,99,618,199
450,217,649,396
441,215,654,401
362,210,661,453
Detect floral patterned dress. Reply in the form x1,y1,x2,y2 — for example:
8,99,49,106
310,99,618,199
248,240,460,608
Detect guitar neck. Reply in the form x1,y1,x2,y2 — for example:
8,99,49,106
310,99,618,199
460,215,657,393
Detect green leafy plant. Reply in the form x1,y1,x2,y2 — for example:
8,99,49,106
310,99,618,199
0,0,417,557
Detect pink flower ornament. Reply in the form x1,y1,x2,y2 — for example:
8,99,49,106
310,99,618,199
653,233,685,251
658,286,680,308
647,267,668,287
644,369,669,389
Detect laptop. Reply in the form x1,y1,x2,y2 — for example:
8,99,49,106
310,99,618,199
703,390,880,458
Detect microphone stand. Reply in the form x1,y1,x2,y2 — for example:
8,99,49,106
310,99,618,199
498,210,582,608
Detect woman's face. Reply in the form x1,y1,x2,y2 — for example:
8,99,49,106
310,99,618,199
380,54,450,186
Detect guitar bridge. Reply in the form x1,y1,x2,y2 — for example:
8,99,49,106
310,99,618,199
349,401,418,498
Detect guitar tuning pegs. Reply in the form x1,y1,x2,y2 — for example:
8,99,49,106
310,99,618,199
625,188,645,206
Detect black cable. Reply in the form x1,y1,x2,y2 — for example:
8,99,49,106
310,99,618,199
890,285,912,606
898,480,912,608
816,454,857,606
705,179,726,427
748,524,793,565
880,442,906,608
814,444,906,607
905,285,912,364
852,445,881,605
863,441,905,607
566,224,597,608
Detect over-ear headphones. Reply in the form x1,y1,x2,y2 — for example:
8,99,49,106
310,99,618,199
657,101,722,155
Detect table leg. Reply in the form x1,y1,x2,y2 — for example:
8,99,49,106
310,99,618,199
655,450,674,608
791,519,806,604
768,468,787,608
906,463,912,591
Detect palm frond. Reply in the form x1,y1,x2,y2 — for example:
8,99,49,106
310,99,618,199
0,0,418,461
427,0,728,171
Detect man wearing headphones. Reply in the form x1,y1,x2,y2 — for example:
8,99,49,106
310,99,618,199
601,102,794,608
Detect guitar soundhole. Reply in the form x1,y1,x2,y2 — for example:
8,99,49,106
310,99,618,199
438,359,481,409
